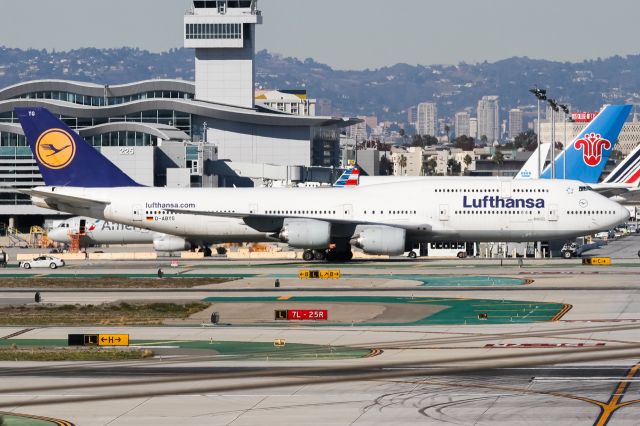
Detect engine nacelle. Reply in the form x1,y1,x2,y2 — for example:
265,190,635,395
278,218,331,249
351,225,406,255
153,235,191,252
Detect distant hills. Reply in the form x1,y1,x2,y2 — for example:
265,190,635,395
1,46,639,122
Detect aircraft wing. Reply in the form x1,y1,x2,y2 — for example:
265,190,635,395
20,188,110,210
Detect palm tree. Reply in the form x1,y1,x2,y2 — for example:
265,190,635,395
398,155,407,175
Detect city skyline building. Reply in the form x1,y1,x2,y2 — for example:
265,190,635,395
469,117,478,139
454,111,470,138
416,102,438,136
477,95,500,142
508,108,523,140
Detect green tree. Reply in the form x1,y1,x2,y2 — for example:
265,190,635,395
398,155,407,175
454,135,475,151
426,157,437,175
447,159,461,175
514,129,538,151
463,154,473,170
493,150,505,166
379,155,393,176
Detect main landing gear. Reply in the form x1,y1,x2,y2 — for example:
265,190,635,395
302,248,353,262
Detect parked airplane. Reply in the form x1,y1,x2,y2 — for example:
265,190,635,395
18,107,629,261
336,105,633,191
47,217,198,253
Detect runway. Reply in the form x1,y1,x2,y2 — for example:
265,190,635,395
0,234,638,424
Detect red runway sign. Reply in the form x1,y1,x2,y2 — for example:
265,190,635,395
275,309,328,321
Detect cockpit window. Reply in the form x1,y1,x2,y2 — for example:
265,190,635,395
578,186,592,192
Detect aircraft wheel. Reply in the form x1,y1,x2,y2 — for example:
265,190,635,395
203,247,212,257
313,250,326,261
302,250,314,261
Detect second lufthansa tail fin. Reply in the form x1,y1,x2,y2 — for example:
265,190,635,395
16,107,142,187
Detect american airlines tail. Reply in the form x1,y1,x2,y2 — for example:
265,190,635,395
333,168,361,187
15,107,141,187
540,104,631,183
602,144,640,186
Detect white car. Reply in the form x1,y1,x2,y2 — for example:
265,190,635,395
20,256,65,269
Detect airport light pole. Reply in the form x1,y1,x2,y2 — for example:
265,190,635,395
529,88,547,177
547,99,559,179
559,104,570,179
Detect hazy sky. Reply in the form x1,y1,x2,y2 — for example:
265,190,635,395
1,0,637,69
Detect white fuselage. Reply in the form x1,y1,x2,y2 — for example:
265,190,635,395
33,177,629,245
48,217,156,245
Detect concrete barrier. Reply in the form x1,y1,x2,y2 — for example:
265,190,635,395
181,251,205,259
88,252,157,260
16,253,87,261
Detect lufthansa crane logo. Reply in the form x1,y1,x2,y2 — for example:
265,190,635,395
35,129,76,169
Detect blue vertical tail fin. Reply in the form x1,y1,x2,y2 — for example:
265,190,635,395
16,107,141,187
541,105,631,183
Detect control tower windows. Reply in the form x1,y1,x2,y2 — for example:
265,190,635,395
186,23,242,40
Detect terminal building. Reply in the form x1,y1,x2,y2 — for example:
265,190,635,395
0,0,359,228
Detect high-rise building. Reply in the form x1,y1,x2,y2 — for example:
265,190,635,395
407,106,417,125
454,111,470,138
185,0,262,108
469,118,478,139
477,96,500,142
508,108,524,140
416,102,438,136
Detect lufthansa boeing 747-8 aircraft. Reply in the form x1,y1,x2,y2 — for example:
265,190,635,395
18,108,629,261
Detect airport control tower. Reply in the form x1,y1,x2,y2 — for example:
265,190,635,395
184,0,262,108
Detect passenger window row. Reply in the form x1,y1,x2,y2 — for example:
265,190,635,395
455,210,538,215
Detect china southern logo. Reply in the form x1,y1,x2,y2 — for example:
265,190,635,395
574,132,611,167
35,128,76,169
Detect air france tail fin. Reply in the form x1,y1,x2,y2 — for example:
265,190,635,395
514,143,551,179
333,167,360,187
603,144,640,186
16,107,141,187
540,104,631,183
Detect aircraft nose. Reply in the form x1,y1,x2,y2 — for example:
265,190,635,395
611,200,630,226
47,228,68,243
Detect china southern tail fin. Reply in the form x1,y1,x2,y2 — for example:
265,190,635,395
540,104,631,183
16,107,141,187
602,144,640,186
333,167,360,187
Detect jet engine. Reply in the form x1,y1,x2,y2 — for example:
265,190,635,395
278,218,331,249
351,225,406,255
153,235,191,252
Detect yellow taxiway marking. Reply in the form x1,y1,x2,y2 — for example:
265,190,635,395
277,296,292,300
386,359,640,426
